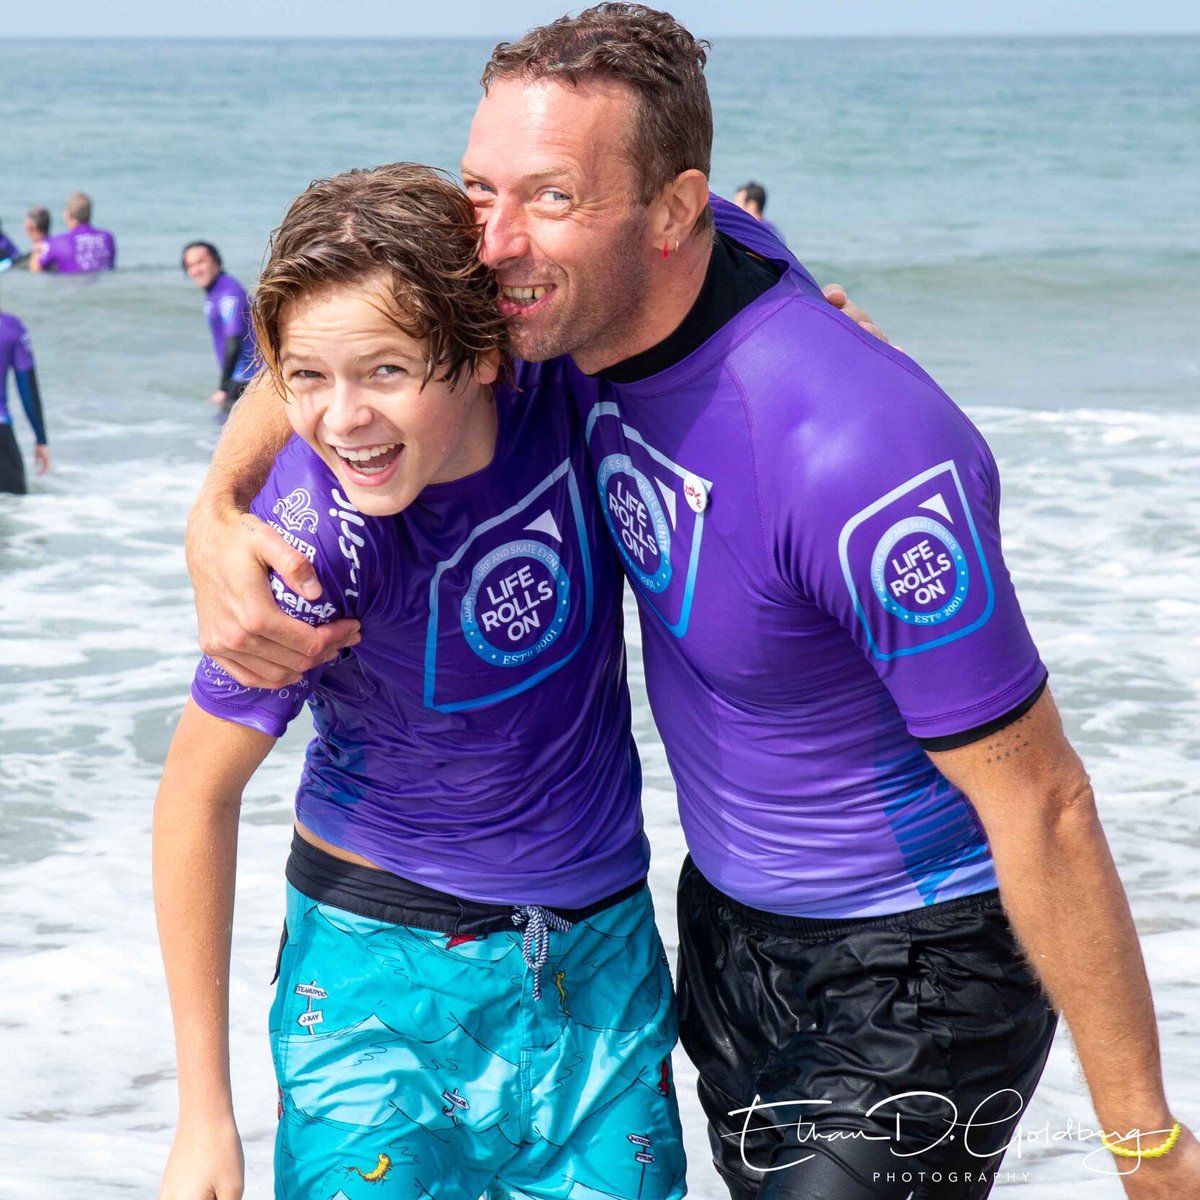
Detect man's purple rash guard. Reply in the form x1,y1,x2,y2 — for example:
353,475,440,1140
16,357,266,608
205,273,256,383
191,360,646,908
574,196,1046,919
37,224,116,273
0,233,19,261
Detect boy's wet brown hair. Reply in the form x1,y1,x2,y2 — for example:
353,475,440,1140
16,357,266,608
253,162,508,392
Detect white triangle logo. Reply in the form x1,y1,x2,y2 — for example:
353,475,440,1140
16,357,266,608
524,510,563,542
655,478,677,529
919,493,953,524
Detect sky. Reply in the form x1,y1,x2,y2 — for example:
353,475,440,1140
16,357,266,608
11,0,1200,38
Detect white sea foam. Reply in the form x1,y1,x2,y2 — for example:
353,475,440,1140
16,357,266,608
3,33,1198,1200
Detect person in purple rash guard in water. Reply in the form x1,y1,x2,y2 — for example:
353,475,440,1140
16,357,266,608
181,241,257,415
31,192,116,274
182,7,1200,1200
0,309,50,493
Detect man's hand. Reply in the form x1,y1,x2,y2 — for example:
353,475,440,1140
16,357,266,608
822,283,892,346
186,507,359,689
1112,1126,1200,1198
34,443,50,474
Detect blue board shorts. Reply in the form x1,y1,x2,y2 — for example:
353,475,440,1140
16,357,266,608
269,837,686,1199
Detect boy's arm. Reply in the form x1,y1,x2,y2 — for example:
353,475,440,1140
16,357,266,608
153,699,275,1200
184,374,359,689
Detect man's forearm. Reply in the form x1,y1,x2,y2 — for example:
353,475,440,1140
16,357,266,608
988,799,1168,1135
931,696,1172,1139
193,371,291,519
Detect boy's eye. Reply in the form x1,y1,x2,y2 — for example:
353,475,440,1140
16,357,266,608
289,369,322,381
375,364,407,378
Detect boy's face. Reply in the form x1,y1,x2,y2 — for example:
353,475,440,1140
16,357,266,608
279,276,498,517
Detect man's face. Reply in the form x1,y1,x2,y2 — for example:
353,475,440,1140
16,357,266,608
462,78,654,373
183,246,221,290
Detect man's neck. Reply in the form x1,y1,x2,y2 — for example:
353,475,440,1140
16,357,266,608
597,231,781,385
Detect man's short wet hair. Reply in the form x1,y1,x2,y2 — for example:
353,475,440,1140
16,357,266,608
253,163,508,392
481,3,713,231
181,241,222,271
65,192,92,223
26,207,50,236
737,181,767,213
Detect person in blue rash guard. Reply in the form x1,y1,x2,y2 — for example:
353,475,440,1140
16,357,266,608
0,309,50,493
182,241,258,415
154,164,683,1200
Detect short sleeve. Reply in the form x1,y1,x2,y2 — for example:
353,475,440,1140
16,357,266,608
776,362,1045,743
13,323,34,372
189,436,384,737
216,290,247,338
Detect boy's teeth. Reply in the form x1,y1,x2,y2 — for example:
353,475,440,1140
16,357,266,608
340,444,398,463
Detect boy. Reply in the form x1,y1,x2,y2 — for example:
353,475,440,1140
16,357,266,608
155,164,683,1200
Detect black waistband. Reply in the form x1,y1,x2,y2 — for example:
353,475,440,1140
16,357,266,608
681,855,1002,941
286,832,646,936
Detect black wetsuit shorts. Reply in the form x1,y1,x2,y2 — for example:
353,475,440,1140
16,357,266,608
676,857,1057,1199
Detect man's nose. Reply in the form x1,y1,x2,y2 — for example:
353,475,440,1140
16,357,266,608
478,199,530,269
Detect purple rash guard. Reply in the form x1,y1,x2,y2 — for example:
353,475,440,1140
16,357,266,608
192,360,646,908
36,224,116,273
0,313,46,442
204,273,256,383
0,233,19,262
576,196,1045,918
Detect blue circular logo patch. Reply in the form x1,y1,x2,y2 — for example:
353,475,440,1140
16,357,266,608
461,540,570,667
870,517,969,626
596,454,672,593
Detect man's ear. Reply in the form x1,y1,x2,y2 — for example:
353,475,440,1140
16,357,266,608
652,169,710,249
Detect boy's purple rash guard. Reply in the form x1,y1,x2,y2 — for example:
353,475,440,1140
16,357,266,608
191,361,647,908
37,224,116,273
575,196,1045,918
205,273,256,382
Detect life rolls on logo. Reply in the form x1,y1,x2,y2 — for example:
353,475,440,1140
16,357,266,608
460,539,570,668
838,461,996,661
596,453,672,593
871,516,969,626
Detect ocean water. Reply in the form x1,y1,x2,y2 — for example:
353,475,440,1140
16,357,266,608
1,34,1198,1199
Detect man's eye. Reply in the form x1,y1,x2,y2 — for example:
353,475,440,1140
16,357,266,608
540,189,570,204
464,180,494,202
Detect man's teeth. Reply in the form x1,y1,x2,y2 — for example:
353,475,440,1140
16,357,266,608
502,286,548,302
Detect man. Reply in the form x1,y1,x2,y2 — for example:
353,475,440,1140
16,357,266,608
0,308,50,493
733,179,783,241
181,240,257,414
24,207,50,262
31,192,116,274
183,6,1198,1198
